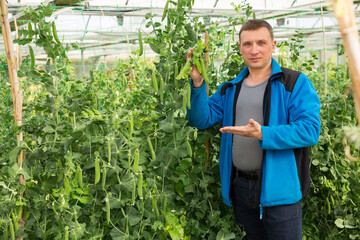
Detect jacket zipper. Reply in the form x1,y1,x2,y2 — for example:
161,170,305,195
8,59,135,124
257,78,272,218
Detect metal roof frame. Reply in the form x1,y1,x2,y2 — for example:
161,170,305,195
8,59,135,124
1,0,358,61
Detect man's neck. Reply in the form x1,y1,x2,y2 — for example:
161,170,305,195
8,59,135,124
246,64,272,86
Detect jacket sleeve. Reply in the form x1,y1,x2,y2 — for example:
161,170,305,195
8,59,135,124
259,74,321,150
187,80,225,130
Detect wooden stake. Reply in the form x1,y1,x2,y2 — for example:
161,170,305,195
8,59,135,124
321,6,328,96
0,2,25,238
331,0,360,125
14,16,21,69
205,30,209,94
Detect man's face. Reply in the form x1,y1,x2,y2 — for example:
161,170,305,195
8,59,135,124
238,27,276,71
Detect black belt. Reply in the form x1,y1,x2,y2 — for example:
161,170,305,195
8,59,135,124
235,168,258,181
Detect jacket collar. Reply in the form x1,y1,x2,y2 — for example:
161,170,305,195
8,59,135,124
231,57,283,84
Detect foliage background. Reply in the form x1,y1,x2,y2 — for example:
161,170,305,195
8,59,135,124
0,1,359,239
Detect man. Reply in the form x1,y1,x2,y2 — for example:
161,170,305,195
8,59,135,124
186,19,321,239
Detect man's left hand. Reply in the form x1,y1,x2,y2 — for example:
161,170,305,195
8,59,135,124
219,118,263,140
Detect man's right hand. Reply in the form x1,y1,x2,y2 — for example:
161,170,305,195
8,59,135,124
187,48,204,87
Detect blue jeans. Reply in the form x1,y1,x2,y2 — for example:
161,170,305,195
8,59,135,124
231,174,302,240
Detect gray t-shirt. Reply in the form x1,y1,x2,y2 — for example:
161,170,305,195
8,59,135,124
232,78,268,171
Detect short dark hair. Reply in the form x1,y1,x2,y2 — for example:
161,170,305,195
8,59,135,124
239,19,274,41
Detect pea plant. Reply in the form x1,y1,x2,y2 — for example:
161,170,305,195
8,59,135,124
1,1,359,240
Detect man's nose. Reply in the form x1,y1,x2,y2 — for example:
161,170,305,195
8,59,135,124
250,45,259,54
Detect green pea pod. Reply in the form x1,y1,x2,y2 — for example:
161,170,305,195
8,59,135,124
9,220,15,240
330,195,335,206
194,128,198,141
138,173,143,199
72,230,77,240
105,194,111,224
200,58,211,84
176,61,191,80
64,176,70,197
232,25,235,41
152,70,159,92
57,160,64,183
147,137,156,161
129,113,134,137
174,64,179,88
28,22,33,38
133,148,140,173
94,157,100,184
12,212,18,231
194,56,202,73
131,173,136,204
326,197,331,214
138,30,143,56
74,165,80,184
182,93,187,113
108,139,111,163
29,45,35,69
121,73,127,86
76,165,84,189
5,221,9,240
17,206,23,221
186,83,191,110
159,74,164,103
64,226,69,240
102,164,107,189
52,21,61,43
128,150,132,170
113,113,119,130
152,192,160,218
186,137,192,157
163,194,168,213
162,0,169,21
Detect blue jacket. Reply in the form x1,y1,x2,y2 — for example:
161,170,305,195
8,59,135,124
187,58,321,207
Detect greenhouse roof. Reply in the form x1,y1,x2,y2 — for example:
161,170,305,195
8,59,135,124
3,0,360,61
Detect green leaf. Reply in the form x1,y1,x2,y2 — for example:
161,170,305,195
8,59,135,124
145,13,152,19
216,230,236,240
11,163,31,180
9,146,26,163
312,159,319,166
110,228,126,239
344,219,356,229
78,196,90,204
149,43,160,54
175,181,185,197
163,211,185,240
43,125,55,133
13,38,33,45
128,206,142,226
335,218,344,228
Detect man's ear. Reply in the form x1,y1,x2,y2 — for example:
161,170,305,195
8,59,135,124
272,40,276,52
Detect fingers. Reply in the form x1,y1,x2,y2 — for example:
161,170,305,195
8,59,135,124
248,119,260,129
248,118,256,126
186,48,193,61
219,126,240,134
219,122,262,140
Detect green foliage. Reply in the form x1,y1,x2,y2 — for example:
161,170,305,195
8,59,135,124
0,1,360,239
302,62,360,240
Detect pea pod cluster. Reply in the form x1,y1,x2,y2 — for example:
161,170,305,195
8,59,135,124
176,41,211,84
